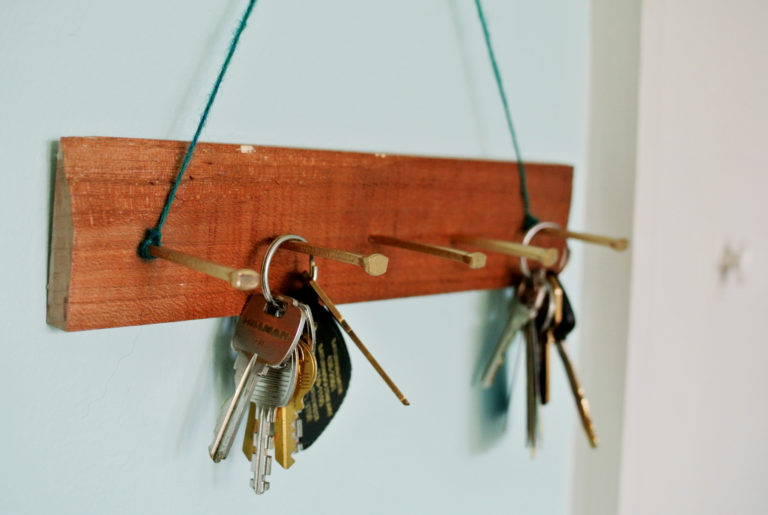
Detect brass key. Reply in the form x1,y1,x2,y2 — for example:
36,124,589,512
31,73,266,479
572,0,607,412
538,274,563,405
242,402,259,459
524,270,548,453
210,293,306,463
292,341,317,413
549,273,598,448
555,341,598,448
274,340,317,468
524,319,539,453
272,407,297,468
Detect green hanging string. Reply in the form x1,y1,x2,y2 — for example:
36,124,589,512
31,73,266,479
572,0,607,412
138,0,259,259
474,0,539,230
138,0,535,259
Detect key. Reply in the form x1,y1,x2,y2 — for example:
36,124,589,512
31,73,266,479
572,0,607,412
480,275,547,388
234,294,308,366
249,349,300,494
548,273,598,448
535,276,560,404
209,293,307,463
246,306,316,464
272,403,298,469
524,316,539,452
292,341,317,413
274,339,317,468
525,270,551,453
210,353,267,463
242,402,259,459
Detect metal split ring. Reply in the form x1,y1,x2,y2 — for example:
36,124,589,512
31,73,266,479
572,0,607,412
519,221,571,278
538,274,557,333
260,234,316,308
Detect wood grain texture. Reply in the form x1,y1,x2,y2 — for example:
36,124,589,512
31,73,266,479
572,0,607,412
46,137,572,331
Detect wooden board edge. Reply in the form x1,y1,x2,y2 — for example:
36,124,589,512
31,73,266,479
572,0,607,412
46,145,72,330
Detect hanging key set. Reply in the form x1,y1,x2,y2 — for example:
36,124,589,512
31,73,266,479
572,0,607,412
207,234,410,494
480,222,598,453
140,223,624,494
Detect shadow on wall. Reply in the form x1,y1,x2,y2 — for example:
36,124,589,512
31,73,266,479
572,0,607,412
172,316,237,457
469,287,522,453
212,316,238,405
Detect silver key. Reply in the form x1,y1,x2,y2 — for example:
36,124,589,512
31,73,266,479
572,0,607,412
524,317,539,450
250,350,299,494
480,275,546,388
233,294,308,366
209,293,307,463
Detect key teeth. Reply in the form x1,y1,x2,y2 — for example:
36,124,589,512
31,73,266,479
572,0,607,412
295,418,304,439
250,479,269,495
209,446,225,463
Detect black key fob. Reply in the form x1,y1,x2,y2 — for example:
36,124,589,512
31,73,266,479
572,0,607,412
293,285,352,450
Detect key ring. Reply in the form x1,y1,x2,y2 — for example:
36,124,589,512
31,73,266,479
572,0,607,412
520,222,571,278
261,234,315,309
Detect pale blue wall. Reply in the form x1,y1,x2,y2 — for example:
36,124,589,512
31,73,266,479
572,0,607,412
0,1,588,513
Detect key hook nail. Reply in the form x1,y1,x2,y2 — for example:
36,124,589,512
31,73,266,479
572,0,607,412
520,222,570,277
261,234,315,309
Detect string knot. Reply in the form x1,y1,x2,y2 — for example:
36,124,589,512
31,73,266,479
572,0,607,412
138,228,162,260
523,213,540,231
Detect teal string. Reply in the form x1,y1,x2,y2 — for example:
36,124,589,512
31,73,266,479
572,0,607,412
139,0,259,259
474,0,539,230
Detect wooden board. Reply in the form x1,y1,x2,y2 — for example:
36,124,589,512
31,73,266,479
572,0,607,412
47,137,572,331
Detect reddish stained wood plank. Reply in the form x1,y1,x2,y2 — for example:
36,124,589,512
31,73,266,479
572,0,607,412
47,137,572,331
